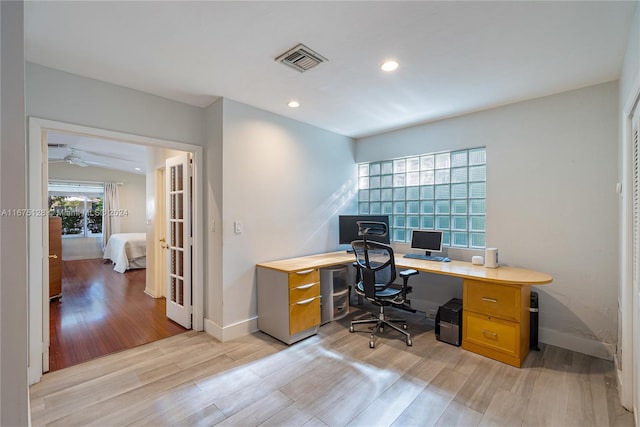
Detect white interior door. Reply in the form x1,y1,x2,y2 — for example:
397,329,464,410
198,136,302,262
632,108,639,417
165,153,192,329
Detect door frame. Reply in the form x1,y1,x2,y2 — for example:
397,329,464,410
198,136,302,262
620,79,640,413
27,117,205,385
148,166,167,299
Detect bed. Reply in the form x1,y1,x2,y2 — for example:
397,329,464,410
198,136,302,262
103,233,147,273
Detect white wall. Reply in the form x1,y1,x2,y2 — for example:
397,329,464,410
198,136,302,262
204,98,356,339
0,1,29,425
204,99,223,327
617,0,639,412
26,63,205,146
357,81,620,360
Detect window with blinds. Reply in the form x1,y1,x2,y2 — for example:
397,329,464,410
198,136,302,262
357,147,486,248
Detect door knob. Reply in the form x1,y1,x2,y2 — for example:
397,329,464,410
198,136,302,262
48,254,58,259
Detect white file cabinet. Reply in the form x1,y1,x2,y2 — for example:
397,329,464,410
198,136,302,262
320,266,350,324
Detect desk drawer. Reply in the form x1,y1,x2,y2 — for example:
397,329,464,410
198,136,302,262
289,269,320,289
463,311,519,358
289,282,320,303
289,296,321,335
464,279,520,322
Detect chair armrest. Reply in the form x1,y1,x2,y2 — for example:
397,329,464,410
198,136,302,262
399,269,419,278
397,269,418,302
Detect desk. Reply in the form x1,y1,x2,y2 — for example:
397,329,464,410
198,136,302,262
257,251,552,367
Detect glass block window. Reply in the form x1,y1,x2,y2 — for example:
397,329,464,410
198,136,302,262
357,147,486,248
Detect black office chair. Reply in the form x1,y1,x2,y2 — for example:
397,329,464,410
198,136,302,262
349,221,418,348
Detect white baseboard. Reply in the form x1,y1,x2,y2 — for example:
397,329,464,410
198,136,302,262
204,316,258,342
144,289,157,298
539,327,615,360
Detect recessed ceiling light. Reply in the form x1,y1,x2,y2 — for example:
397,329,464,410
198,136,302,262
135,167,141,171
381,60,399,72
288,101,300,108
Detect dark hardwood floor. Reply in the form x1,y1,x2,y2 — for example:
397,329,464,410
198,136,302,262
49,258,187,372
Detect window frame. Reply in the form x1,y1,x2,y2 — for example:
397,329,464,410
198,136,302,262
48,182,104,239
357,147,486,249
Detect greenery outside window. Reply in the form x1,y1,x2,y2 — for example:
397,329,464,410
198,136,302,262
357,147,486,248
48,182,104,238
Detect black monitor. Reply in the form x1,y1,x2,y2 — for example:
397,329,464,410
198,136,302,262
339,215,390,245
411,229,443,256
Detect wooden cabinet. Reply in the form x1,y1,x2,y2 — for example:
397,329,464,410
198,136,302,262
48,216,62,299
462,279,530,367
257,267,321,344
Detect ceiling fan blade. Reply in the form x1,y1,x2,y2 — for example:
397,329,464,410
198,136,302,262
74,148,137,162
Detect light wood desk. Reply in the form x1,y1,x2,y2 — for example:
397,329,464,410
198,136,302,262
257,251,552,367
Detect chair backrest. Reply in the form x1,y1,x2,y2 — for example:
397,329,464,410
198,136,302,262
351,221,396,300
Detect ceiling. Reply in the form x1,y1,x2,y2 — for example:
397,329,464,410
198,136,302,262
47,131,147,174
25,1,636,141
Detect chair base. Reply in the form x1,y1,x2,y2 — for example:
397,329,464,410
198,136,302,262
350,306,412,348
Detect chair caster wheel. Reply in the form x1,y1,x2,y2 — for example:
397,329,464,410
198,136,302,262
349,326,354,333
406,339,412,346
369,341,375,349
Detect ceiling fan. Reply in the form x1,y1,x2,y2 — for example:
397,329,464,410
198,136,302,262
47,144,135,168
48,148,90,167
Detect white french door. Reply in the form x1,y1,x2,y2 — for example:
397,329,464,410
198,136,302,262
632,107,640,417
165,153,192,329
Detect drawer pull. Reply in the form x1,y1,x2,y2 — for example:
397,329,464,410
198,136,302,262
482,329,498,339
296,269,315,275
481,297,498,303
296,297,316,305
295,283,315,290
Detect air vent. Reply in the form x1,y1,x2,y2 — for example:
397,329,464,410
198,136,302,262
275,43,328,73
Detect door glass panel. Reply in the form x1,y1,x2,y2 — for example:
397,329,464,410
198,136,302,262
176,165,183,191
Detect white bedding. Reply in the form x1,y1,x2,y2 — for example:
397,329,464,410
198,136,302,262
103,233,147,273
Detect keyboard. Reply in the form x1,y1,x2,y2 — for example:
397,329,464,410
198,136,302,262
403,254,450,262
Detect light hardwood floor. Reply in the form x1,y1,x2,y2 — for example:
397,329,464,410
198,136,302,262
30,306,633,426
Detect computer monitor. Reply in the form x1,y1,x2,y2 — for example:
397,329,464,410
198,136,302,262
339,215,390,245
411,229,443,256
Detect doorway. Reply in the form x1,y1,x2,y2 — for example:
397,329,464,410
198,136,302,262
28,118,204,384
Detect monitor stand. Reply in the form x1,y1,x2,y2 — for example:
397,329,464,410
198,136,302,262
424,251,432,257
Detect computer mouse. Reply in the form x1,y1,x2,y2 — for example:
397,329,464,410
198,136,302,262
443,257,451,262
